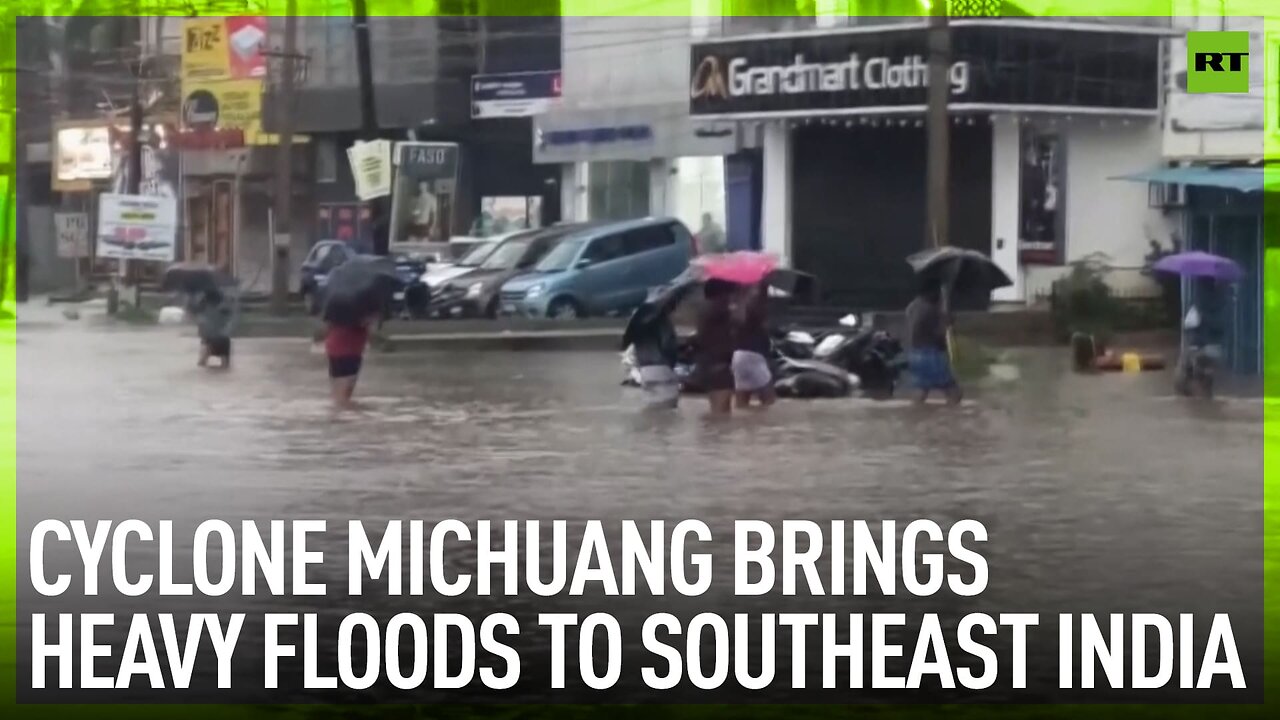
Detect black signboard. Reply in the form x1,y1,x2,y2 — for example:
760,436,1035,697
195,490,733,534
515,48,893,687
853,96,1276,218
690,23,1160,116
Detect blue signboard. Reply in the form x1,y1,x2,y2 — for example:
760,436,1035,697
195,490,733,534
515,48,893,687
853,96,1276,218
471,71,562,119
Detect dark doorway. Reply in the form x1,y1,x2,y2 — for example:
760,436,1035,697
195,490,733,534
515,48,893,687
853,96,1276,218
791,122,993,309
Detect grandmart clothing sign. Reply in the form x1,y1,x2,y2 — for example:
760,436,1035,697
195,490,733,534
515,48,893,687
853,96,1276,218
690,22,1161,117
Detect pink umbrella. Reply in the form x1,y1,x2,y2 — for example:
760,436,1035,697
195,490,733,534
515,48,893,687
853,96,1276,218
693,251,779,286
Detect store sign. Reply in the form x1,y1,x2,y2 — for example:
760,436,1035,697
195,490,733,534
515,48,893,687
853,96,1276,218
96,193,178,263
54,126,113,184
54,212,90,259
181,16,283,145
472,71,562,119
182,16,266,81
690,24,1160,116
540,125,654,147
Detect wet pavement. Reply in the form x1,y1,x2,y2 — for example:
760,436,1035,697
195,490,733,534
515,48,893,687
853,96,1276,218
15,311,1266,703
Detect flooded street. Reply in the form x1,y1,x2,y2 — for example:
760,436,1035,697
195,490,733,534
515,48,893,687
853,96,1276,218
16,313,1264,703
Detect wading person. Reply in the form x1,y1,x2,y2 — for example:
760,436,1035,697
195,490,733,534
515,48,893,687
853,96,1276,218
325,313,378,410
694,279,737,415
193,289,235,370
731,282,775,409
905,282,961,405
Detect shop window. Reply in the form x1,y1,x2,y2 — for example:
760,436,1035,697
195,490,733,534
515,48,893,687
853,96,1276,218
587,161,650,221
1017,128,1065,265
315,139,338,183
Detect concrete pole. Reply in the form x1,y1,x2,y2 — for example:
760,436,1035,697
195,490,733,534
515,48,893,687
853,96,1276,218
924,4,950,252
270,6,298,315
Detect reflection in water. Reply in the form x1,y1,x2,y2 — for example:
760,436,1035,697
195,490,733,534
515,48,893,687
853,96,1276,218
15,317,1264,700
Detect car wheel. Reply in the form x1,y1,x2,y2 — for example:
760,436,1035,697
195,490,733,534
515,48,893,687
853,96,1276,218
547,297,583,320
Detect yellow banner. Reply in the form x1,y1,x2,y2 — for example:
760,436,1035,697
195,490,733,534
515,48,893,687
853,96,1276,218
181,78,301,146
181,18,230,81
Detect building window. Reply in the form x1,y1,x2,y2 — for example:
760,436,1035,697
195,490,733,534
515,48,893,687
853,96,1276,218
315,139,338,183
587,161,651,221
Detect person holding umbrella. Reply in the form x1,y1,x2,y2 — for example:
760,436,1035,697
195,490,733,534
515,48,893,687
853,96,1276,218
163,263,237,370
192,289,237,369
321,256,404,409
1152,251,1241,398
904,279,961,405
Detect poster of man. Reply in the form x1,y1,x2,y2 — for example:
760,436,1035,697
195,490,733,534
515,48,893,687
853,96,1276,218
390,142,460,244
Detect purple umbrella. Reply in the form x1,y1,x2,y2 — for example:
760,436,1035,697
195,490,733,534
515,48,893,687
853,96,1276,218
1152,251,1243,282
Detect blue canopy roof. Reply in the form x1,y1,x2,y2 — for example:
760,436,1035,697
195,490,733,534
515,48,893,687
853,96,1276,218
1110,166,1277,193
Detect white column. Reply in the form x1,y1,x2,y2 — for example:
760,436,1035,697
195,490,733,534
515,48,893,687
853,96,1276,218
990,115,1023,303
762,122,793,264
650,159,672,218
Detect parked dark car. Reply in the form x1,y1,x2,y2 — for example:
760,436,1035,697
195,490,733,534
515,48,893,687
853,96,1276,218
300,239,429,318
428,224,585,319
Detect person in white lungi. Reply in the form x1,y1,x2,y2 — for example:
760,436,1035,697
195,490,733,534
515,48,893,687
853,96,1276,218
731,282,776,409
631,314,682,410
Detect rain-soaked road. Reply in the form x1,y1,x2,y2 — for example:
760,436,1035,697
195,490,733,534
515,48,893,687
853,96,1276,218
16,310,1265,703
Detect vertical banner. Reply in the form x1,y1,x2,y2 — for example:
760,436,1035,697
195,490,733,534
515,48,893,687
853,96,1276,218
390,142,461,244
347,140,393,201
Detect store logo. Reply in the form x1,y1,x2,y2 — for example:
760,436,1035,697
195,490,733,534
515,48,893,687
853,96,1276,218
1186,31,1249,93
182,90,220,130
691,56,729,100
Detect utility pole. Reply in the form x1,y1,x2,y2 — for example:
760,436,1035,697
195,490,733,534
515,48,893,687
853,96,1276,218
924,2,950,251
270,6,298,315
108,51,146,314
351,0,388,254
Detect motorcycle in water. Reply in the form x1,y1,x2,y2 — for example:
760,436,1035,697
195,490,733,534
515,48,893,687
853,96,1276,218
1175,345,1219,399
810,329,906,399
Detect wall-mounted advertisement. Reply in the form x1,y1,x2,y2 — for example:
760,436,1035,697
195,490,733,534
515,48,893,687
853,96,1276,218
389,142,461,244
1167,16,1265,133
54,125,113,187
471,71,562,119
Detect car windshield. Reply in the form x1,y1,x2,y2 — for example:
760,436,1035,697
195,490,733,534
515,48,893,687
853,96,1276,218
458,242,499,267
534,237,587,272
479,239,532,271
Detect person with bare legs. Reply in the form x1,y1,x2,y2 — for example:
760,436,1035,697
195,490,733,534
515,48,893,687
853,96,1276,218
694,279,736,415
905,282,962,405
731,281,775,409
325,313,377,410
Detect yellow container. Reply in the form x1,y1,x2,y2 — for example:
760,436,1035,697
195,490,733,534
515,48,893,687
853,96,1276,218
1121,352,1142,374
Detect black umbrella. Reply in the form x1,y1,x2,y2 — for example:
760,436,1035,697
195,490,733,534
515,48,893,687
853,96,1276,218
162,262,233,295
906,246,1012,296
621,269,701,351
765,268,818,304
321,255,405,326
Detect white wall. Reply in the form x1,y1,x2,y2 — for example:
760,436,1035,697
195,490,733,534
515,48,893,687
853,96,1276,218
1022,118,1177,301
670,157,727,231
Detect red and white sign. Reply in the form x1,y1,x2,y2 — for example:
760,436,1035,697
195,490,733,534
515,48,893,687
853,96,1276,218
225,16,268,80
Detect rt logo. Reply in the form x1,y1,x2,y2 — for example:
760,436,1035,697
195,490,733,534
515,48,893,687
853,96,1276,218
1186,31,1249,93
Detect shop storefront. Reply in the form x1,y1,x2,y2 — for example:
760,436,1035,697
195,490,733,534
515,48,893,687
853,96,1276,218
532,104,746,240
690,20,1166,309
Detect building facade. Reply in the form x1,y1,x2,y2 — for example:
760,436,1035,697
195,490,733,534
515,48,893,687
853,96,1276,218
689,13,1175,309
260,9,562,262
1134,8,1276,375
545,5,1176,309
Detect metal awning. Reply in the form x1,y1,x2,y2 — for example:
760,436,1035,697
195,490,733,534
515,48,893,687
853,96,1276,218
1110,166,1277,193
